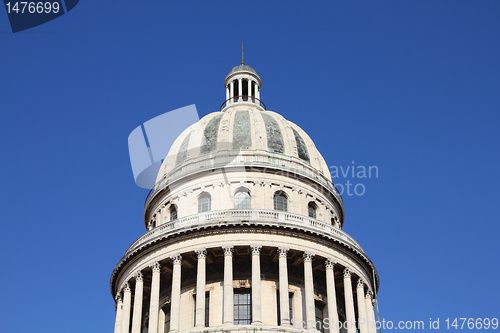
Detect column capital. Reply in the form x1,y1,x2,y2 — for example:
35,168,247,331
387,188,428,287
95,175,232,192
136,271,143,282
343,268,351,278
325,258,336,269
357,278,365,289
151,261,161,272
365,290,373,300
124,282,131,292
171,254,183,265
115,294,122,303
277,247,289,257
302,252,314,262
251,244,262,255
196,249,207,259
222,246,234,256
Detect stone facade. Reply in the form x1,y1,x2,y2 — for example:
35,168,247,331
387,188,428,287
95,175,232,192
111,63,379,333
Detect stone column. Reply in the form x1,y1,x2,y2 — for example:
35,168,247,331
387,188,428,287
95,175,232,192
256,83,260,100
170,255,183,333
114,295,123,333
303,252,315,330
278,247,290,326
251,245,262,325
148,262,161,333
226,86,229,101
195,249,207,327
121,283,132,333
222,246,234,325
357,279,368,333
131,272,143,333
325,259,340,333
238,78,243,101
343,269,356,333
230,81,234,101
365,291,377,333
157,309,165,333
248,80,253,100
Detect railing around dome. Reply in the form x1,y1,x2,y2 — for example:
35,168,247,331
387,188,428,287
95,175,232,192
125,209,363,256
220,95,266,111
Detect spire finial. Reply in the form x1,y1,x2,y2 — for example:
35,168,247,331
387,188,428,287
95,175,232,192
241,41,244,65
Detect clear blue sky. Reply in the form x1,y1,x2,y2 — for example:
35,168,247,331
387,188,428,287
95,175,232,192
1,1,499,332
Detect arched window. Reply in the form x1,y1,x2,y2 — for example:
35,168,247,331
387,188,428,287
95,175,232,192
308,202,317,218
234,190,251,209
170,206,178,221
274,191,288,212
198,193,211,213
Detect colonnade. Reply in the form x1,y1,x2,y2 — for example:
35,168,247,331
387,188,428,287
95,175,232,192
225,78,260,102
113,246,377,333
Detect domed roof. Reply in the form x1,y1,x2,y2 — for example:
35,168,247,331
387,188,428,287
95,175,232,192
157,106,332,185
229,64,256,74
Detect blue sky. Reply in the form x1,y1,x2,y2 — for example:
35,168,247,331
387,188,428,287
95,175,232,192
1,1,499,332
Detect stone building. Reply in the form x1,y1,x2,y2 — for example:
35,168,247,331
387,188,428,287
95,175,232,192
110,62,380,333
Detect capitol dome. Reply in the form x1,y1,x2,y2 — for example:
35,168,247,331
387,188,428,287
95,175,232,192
111,60,379,333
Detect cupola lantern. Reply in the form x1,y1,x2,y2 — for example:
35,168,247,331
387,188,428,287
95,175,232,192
222,43,264,111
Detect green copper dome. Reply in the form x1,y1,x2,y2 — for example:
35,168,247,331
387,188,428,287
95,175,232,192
229,64,257,74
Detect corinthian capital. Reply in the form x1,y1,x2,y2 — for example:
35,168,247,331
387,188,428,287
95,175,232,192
222,246,234,256
357,279,365,289
196,249,207,259
151,261,161,273
277,247,289,257
343,268,351,278
251,245,262,256
302,252,315,262
171,254,183,265
325,258,336,270
123,282,131,292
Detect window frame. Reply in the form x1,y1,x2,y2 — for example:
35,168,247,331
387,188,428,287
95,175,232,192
169,205,178,221
198,193,212,213
234,189,251,209
315,301,326,333
273,191,288,212
308,202,317,219
234,289,252,325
